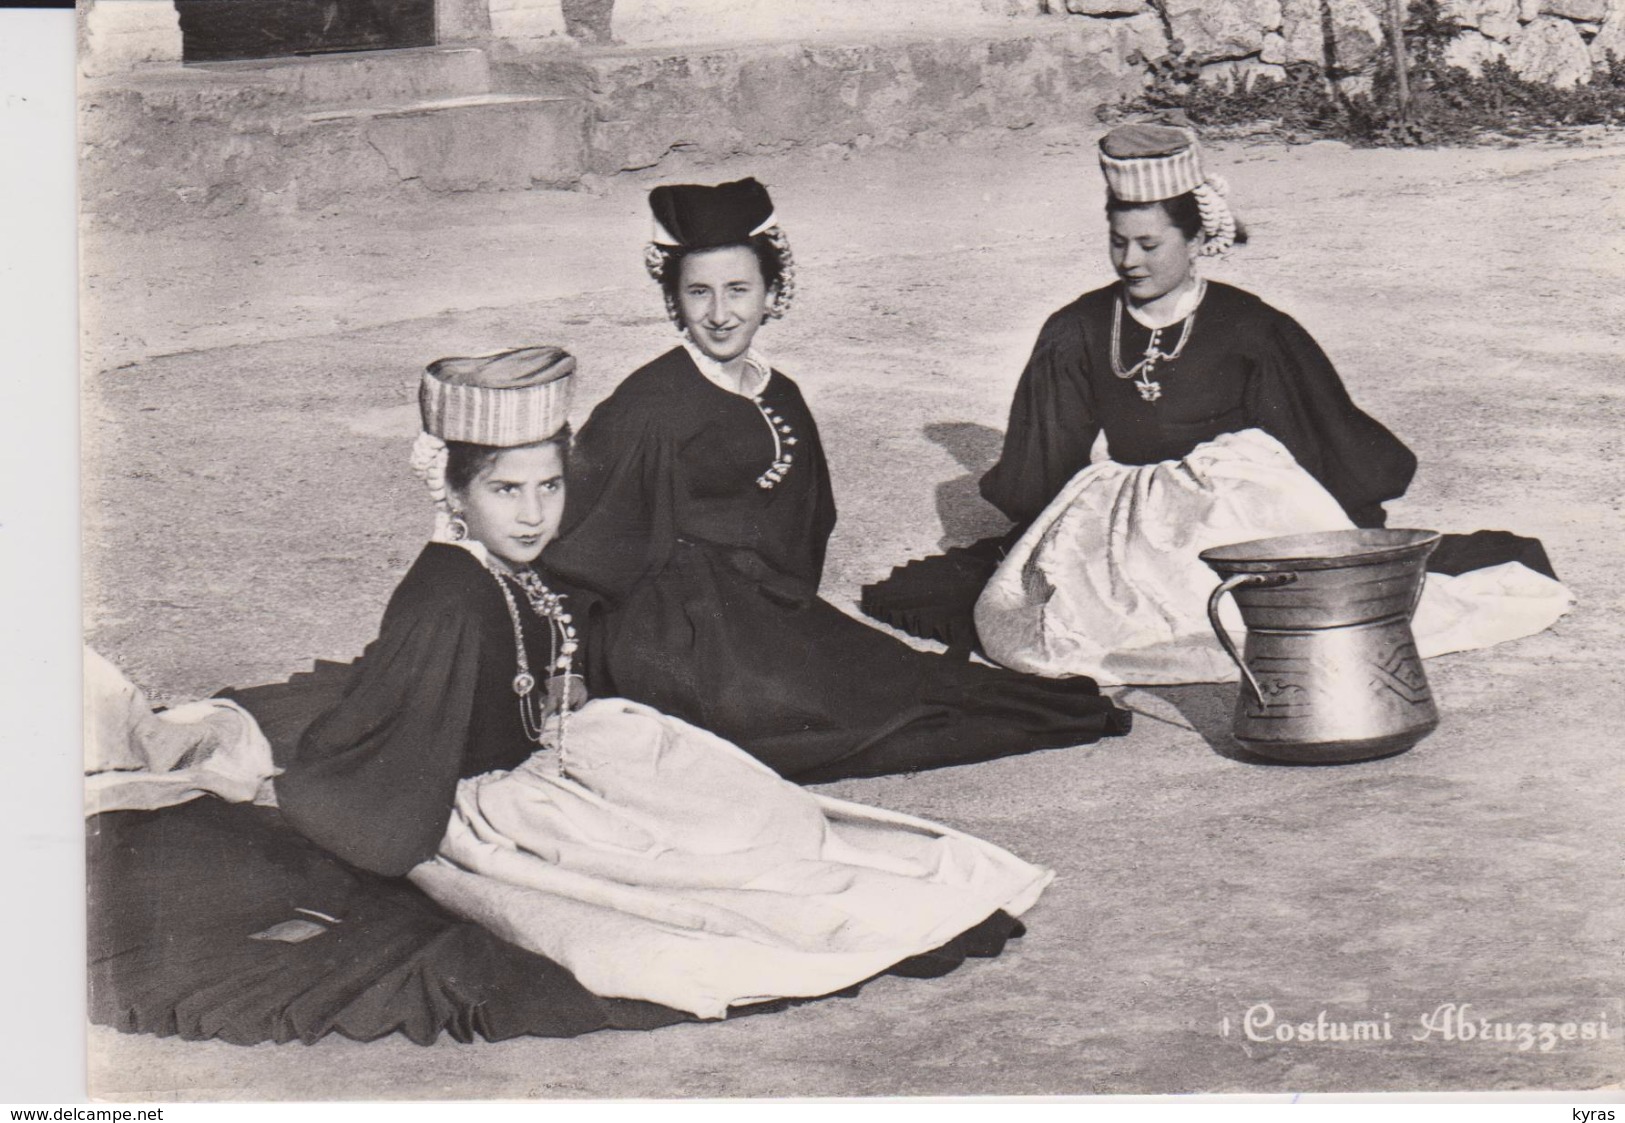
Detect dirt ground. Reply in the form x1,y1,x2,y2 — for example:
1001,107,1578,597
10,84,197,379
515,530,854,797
81,125,1625,1098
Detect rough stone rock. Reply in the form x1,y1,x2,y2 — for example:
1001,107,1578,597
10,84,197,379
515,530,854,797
546,18,1161,174
1442,27,1510,71
1442,0,1523,40
81,0,182,77
1279,0,1385,69
984,0,1051,15
1541,0,1607,19
488,0,567,39
560,0,613,41
1520,0,1542,19
1063,0,1148,13
1587,0,1625,62
1261,29,1288,62
1508,13,1595,81
1200,57,1288,85
1162,0,1282,61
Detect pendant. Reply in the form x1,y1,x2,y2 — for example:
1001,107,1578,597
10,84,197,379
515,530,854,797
1137,379,1162,402
513,671,536,696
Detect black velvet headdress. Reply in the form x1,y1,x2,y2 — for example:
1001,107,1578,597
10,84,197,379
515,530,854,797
648,177,777,249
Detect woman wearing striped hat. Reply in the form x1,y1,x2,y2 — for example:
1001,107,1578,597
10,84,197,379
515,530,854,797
863,121,1571,685
87,346,1058,1045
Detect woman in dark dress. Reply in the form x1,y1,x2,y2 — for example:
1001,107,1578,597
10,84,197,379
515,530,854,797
863,122,1571,683
88,347,1048,1046
542,178,1132,783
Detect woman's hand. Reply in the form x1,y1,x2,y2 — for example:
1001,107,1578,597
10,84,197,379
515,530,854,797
544,673,590,717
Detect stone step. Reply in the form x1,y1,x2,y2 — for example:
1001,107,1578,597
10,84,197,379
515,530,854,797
303,94,589,193
190,45,494,108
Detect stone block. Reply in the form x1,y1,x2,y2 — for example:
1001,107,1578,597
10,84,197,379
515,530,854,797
1541,0,1607,18
223,47,494,107
438,0,494,42
1279,0,1385,69
1519,0,1542,20
610,0,1003,46
982,0,1051,15
1442,0,1523,40
1508,13,1594,80
1261,30,1287,62
1063,0,1148,13
1162,0,1283,61
320,95,589,191
1200,57,1288,85
1590,0,1625,63
548,20,1157,173
489,0,567,40
81,0,182,77
1442,27,1509,71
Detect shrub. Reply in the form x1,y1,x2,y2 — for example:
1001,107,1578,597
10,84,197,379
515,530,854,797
1108,6,1625,147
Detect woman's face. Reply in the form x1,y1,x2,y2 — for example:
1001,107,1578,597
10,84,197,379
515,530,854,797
677,244,769,365
1109,205,1199,304
453,442,566,569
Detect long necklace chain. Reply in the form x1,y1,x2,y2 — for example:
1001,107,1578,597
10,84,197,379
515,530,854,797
485,563,580,764
1110,289,1200,403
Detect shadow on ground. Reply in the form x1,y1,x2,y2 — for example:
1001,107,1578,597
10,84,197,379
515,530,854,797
926,421,1008,548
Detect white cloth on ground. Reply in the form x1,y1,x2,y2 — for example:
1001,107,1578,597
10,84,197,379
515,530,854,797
973,428,1575,686
83,646,278,816
408,697,1053,1019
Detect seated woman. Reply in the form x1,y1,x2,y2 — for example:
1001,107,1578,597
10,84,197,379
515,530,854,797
86,347,1053,1046
863,122,1571,685
541,178,1132,782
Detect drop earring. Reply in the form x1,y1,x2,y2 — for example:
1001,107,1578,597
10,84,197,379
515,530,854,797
449,512,469,541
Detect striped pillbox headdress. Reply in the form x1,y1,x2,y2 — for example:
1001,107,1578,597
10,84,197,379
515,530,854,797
1097,122,1204,203
420,346,574,446
1098,120,1238,256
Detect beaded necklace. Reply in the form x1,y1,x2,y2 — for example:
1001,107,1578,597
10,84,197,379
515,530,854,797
682,338,799,490
484,562,580,763
751,395,797,490
1110,279,1204,403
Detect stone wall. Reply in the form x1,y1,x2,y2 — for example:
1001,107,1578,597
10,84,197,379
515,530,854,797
77,0,1623,229
1012,0,1621,87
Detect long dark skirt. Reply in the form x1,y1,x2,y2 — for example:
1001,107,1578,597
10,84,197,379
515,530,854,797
592,541,1132,784
88,797,1025,1046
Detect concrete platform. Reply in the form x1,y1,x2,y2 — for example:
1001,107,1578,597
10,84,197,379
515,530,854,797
80,126,1625,1098
80,18,1164,226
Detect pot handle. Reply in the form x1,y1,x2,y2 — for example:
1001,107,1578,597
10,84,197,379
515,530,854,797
1207,572,1297,708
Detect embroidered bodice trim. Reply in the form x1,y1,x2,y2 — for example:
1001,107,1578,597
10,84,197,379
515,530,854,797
680,338,798,490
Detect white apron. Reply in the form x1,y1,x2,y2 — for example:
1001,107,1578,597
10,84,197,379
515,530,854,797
86,656,1051,1020
408,698,1052,1019
974,429,1574,686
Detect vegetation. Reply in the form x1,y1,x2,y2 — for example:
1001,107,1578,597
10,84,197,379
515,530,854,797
1108,0,1625,145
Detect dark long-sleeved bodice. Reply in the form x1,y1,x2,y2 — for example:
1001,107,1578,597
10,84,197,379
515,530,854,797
93,541,1027,1047
860,281,1555,650
269,542,567,876
979,282,1418,530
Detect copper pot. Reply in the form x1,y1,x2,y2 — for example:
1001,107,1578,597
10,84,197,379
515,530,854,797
1200,529,1441,764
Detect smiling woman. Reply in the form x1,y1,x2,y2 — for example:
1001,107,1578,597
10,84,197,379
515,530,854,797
861,120,1572,686
543,177,1132,782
